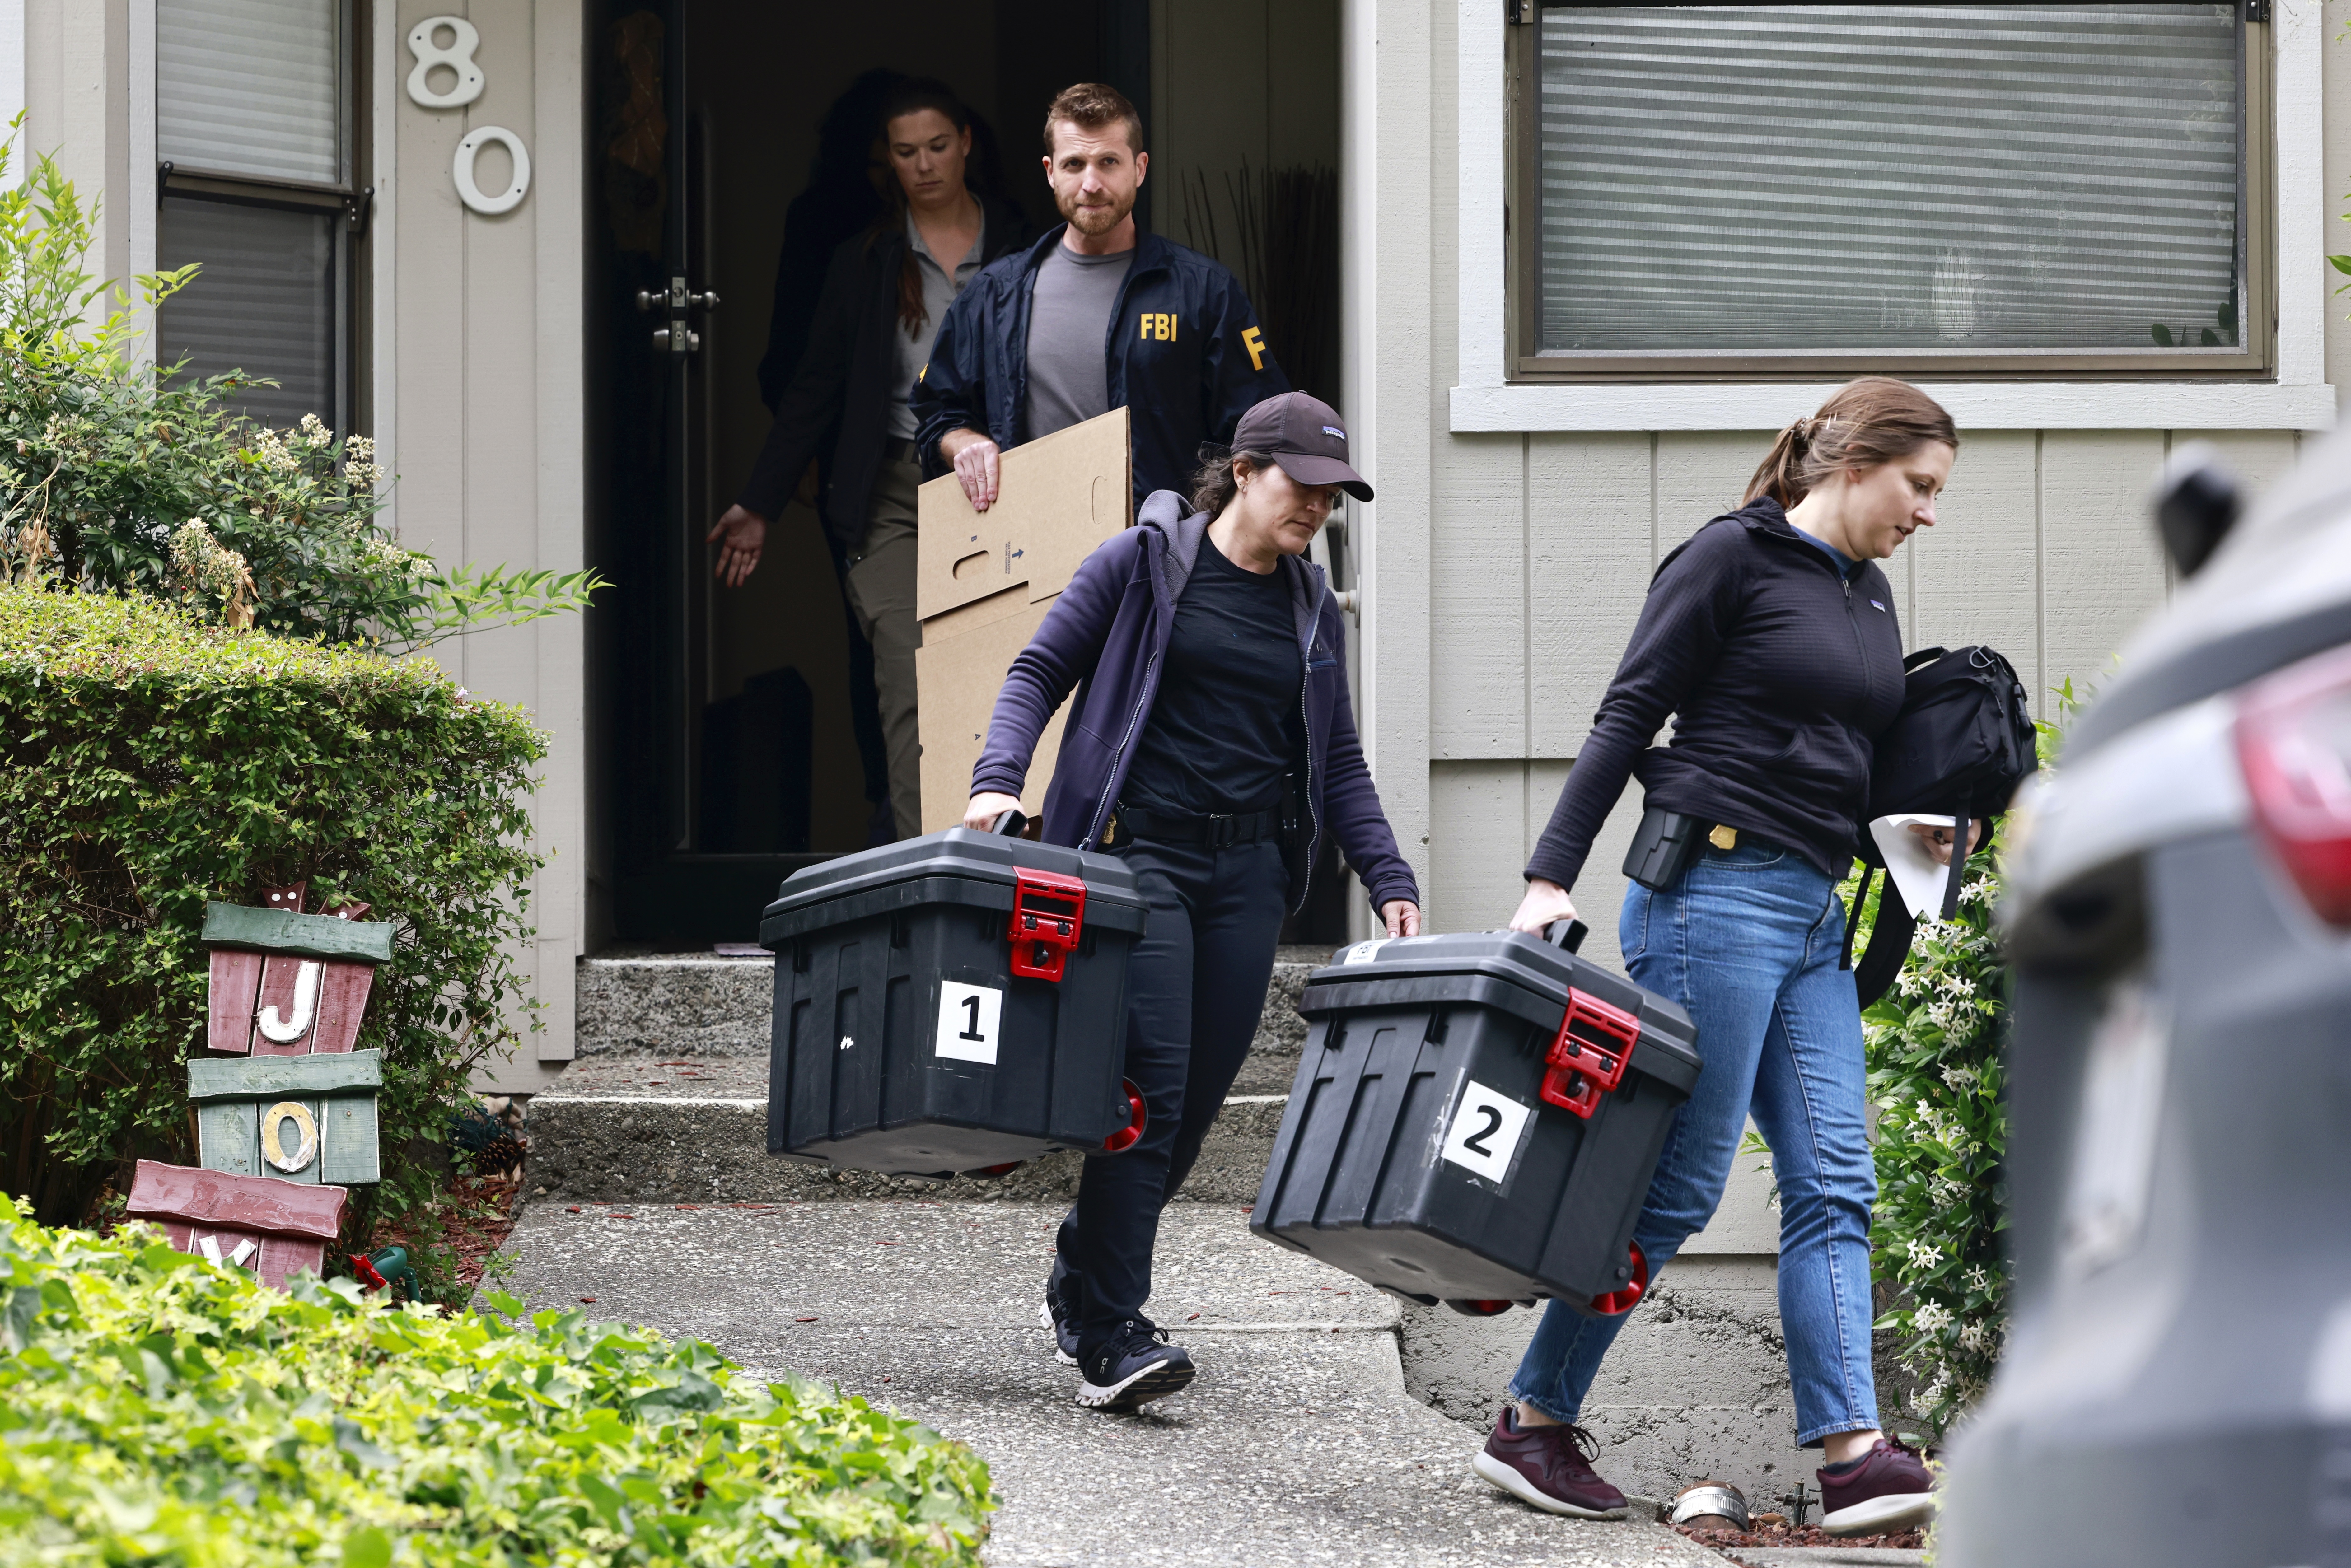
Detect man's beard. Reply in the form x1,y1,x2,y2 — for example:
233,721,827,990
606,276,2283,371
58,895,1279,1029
1058,188,1132,236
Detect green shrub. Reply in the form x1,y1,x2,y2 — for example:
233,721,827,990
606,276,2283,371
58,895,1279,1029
0,134,596,650
1847,694,2073,1435
0,1194,993,1566
0,584,544,1264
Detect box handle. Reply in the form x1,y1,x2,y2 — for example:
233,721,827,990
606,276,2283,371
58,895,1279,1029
1539,986,1640,1119
1007,867,1087,981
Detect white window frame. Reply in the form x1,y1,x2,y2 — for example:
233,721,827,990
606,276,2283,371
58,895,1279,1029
1451,0,2336,432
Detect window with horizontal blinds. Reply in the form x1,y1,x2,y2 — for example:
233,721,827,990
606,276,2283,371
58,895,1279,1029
158,0,343,185
1535,4,2244,359
157,199,336,430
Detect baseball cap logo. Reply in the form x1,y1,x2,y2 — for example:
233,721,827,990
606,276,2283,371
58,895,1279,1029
1321,425,1345,440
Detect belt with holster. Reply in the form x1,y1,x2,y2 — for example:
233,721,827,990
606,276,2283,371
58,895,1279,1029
1622,807,1743,891
1103,803,1282,850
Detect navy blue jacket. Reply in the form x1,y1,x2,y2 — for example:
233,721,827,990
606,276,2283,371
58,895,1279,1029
909,226,1290,507
971,493,1419,917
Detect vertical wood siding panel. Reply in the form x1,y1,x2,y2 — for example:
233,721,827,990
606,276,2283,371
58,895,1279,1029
1910,431,2041,709
392,3,473,589
1431,434,1530,758
1655,432,1768,550
2176,429,2303,502
1428,760,1530,933
2040,431,2170,704
1529,432,1653,757
454,1,542,711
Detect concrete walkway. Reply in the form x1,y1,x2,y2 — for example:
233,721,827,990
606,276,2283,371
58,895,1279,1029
507,1195,1726,1567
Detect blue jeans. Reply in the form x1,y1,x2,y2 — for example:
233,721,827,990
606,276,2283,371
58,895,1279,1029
1507,836,1881,1448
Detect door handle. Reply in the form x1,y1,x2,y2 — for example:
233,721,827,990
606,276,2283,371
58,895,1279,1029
652,326,702,354
636,279,720,312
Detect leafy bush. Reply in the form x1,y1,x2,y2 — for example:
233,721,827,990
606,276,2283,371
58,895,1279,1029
1849,697,2071,1435
0,1194,993,1566
0,135,596,650
0,584,544,1267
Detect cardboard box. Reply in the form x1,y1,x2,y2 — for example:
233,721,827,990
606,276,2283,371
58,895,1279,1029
915,408,1130,832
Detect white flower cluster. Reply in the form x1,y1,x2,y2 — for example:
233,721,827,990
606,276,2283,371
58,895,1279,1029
1940,1062,1979,1091
361,535,431,577
168,517,254,625
250,426,303,474
1905,1238,1943,1270
342,431,382,491
1912,1300,1954,1334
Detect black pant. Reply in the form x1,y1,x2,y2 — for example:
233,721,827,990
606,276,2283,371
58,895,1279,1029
1058,834,1289,1359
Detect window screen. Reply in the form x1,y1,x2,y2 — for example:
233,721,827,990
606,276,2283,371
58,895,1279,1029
158,0,343,184
157,198,337,429
1535,4,2243,357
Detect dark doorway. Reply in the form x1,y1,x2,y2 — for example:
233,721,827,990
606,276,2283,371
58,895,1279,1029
584,0,1143,946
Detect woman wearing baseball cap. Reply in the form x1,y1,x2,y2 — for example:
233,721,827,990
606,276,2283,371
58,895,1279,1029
964,390,1422,1414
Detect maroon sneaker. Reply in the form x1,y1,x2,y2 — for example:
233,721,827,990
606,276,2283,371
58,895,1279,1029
1471,1406,1629,1519
1818,1436,1936,1536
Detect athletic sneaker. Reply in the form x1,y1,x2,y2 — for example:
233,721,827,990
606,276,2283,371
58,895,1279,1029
1074,1319,1195,1413
1471,1406,1630,1519
1039,1254,1080,1367
1818,1436,1937,1536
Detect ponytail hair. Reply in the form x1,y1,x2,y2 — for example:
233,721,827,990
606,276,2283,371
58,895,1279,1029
1746,377,1959,509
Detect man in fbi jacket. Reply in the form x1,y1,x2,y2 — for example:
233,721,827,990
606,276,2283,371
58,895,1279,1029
913,81,1289,513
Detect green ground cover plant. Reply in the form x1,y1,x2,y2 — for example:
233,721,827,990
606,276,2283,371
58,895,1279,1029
0,1193,993,1566
0,584,544,1274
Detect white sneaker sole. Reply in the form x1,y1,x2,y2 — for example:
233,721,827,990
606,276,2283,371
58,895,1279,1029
1037,1300,1077,1367
1074,1354,1194,1412
1471,1451,1629,1520
1821,1488,1936,1536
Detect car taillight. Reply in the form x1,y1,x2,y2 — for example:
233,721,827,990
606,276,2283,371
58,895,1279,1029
2235,643,2351,926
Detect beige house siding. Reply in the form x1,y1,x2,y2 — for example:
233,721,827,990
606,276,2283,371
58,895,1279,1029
380,0,587,1083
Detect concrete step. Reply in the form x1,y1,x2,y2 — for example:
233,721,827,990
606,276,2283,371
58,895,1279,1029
576,944,1333,1090
526,1075,1288,1206
537,944,1331,1205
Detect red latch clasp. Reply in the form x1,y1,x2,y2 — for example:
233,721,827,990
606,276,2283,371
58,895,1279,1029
1539,987,1641,1120
1007,868,1087,981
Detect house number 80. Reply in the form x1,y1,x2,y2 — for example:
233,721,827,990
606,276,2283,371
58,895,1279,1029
407,16,532,217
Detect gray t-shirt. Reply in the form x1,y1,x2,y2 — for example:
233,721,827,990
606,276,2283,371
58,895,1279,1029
1021,242,1133,441
892,210,985,440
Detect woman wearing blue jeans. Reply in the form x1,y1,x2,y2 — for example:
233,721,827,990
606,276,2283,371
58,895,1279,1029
1482,378,1973,1538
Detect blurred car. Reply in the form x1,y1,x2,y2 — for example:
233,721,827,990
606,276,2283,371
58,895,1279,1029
1938,428,2351,1566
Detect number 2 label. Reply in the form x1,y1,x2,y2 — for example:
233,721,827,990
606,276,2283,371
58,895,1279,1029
1441,1079,1531,1184
935,981,1003,1065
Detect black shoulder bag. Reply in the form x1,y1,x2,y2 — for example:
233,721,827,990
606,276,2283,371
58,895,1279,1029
1844,645,2038,1007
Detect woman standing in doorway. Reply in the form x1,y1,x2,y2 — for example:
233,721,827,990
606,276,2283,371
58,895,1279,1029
1479,378,1967,1537
712,78,1034,841
964,392,1422,1414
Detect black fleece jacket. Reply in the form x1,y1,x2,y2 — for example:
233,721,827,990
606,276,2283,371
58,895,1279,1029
735,192,1035,552
1526,498,1908,890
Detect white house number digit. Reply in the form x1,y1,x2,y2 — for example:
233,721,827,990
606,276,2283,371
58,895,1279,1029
453,127,532,216
406,17,486,109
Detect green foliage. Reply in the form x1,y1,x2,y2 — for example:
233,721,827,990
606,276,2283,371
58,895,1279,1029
1850,683,2076,1435
0,1194,994,1566
0,583,545,1273
0,131,600,651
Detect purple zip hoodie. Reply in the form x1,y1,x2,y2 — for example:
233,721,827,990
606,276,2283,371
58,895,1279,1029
970,491,1420,916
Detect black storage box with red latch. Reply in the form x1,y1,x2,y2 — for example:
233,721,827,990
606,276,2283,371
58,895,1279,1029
1250,926,1701,1318
757,826,1150,1177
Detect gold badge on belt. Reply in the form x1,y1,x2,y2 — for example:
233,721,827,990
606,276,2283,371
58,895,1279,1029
1708,824,1739,851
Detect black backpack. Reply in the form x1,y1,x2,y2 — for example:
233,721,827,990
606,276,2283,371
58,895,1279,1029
1844,645,2038,1006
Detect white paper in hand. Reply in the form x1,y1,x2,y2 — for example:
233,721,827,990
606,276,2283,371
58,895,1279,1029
1870,813,1959,918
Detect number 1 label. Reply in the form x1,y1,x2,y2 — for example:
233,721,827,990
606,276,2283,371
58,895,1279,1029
935,981,1003,1065
1441,1079,1532,1184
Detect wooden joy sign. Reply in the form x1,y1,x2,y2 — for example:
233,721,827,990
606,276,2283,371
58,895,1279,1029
202,886,393,1057
123,1159,348,1291
196,886,395,1187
